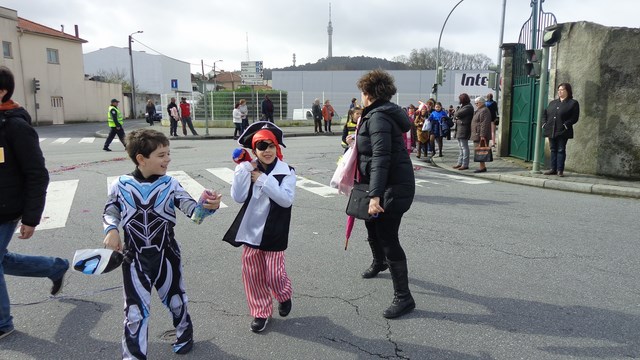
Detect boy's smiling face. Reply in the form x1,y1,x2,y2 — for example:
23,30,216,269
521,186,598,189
137,145,171,178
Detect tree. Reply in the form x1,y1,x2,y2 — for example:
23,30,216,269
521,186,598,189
95,69,138,93
394,47,493,70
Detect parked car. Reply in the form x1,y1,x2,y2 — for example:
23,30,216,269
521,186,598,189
153,105,163,122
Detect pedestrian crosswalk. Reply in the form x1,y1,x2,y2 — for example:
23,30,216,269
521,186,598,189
40,137,120,145
26,166,489,232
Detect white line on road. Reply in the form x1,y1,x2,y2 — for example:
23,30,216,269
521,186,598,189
207,167,339,197
51,138,71,144
412,160,490,184
22,180,78,232
79,137,95,143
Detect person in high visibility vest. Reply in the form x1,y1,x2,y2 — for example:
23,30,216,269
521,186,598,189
103,99,125,152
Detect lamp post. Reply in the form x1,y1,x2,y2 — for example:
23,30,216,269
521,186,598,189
435,0,464,101
210,59,222,128
128,30,143,119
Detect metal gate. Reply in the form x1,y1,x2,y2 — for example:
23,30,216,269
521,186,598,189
509,44,539,161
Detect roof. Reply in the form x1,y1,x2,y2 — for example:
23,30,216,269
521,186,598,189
216,71,242,83
17,17,87,43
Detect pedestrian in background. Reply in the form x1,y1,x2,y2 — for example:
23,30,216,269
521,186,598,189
355,69,415,319
167,97,180,137
427,102,449,158
322,99,336,134
341,106,361,151
542,83,580,177
261,95,274,122
232,102,243,139
239,99,249,131
312,98,323,134
0,66,69,340
103,98,126,151
452,93,474,171
486,93,499,147
145,99,156,126
471,96,492,173
179,97,198,136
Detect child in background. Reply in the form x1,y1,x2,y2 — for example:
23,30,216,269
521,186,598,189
224,122,296,333
342,106,362,151
427,102,449,157
414,106,429,158
103,129,221,358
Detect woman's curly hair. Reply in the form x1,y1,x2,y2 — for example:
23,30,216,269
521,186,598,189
357,69,397,102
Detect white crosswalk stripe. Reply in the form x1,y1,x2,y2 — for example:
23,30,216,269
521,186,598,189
206,167,339,198
51,138,71,144
412,160,491,184
19,180,78,233
36,166,488,232
79,137,96,143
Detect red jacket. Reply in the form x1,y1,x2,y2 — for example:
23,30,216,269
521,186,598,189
179,102,191,117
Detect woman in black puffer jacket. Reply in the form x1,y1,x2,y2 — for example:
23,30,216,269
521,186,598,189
355,69,415,319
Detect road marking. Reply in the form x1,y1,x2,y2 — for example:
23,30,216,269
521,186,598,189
79,137,95,143
206,168,235,185
168,170,227,208
296,176,338,197
21,180,78,232
107,173,228,208
412,160,490,184
39,138,46,142
52,138,71,144
207,167,339,198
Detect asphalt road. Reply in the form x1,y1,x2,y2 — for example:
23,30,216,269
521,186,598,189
2,126,639,359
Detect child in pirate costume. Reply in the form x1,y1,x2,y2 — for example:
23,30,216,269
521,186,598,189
102,128,221,359
224,122,295,333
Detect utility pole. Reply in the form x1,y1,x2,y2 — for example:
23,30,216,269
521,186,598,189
201,60,209,135
128,30,143,119
435,0,464,101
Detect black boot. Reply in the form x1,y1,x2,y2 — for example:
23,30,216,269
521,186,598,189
383,259,415,319
361,239,388,279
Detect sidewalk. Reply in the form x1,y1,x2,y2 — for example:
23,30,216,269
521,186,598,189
98,121,640,199
425,139,640,199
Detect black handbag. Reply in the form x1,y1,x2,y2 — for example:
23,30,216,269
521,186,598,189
346,183,372,221
473,140,493,162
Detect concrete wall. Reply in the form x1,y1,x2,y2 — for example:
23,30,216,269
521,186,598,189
550,22,640,179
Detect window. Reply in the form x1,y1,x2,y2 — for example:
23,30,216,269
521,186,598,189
46,48,59,64
2,41,12,58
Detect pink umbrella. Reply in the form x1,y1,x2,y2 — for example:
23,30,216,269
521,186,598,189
345,215,355,250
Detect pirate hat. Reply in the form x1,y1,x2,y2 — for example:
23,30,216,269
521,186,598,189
237,121,286,149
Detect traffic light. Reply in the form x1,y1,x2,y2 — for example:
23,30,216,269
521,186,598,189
33,78,40,93
436,66,445,85
488,65,499,90
431,83,438,94
525,49,542,78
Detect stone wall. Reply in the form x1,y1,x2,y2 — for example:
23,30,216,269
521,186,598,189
549,22,640,179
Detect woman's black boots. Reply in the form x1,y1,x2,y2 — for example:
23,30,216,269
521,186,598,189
383,259,415,319
361,239,388,278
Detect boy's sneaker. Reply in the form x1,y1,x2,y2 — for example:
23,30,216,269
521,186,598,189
173,339,193,355
250,317,269,333
278,299,292,317
0,328,15,340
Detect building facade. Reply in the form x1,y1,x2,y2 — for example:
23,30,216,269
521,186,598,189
0,6,121,124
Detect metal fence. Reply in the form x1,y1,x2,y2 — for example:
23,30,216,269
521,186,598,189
159,90,462,124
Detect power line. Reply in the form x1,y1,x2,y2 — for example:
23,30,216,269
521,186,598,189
131,38,223,72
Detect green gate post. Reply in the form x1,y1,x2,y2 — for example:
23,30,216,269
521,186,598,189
531,46,549,173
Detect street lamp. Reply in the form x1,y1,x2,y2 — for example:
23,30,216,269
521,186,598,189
128,30,143,119
435,0,464,100
212,59,223,92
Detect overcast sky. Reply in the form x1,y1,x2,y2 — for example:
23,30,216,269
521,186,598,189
5,0,638,74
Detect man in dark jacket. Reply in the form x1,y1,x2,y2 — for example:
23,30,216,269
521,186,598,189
261,95,274,122
0,66,69,340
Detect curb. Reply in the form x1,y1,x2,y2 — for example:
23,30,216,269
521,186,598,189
429,155,640,199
